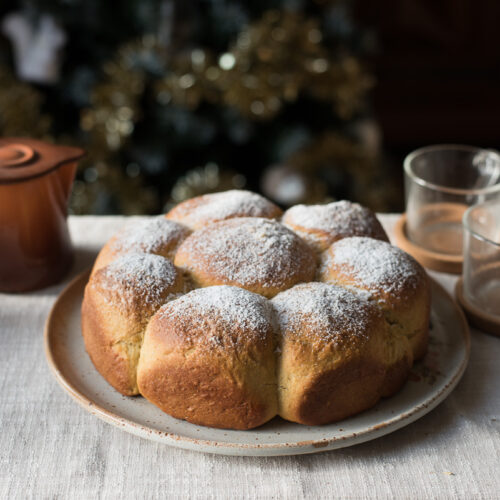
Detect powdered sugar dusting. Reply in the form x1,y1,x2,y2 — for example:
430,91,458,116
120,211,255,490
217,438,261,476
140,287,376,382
176,217,315,292
157,285,273,348
95,253,180,309
324,237,422,294
272,282,376,343
169,190,280,227
111,216,189,255
283,201,387,241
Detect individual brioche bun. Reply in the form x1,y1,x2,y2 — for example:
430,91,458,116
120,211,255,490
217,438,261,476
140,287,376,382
137,286,277,430
282,200,389,253
165,189,282,230
92,216,191,275
82,253,185,396
272,282,387,425
174,217,316,298
319,236,430,394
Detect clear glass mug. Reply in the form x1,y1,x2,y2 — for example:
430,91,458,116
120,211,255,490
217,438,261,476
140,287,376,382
463,200,500,317
404,145,500,256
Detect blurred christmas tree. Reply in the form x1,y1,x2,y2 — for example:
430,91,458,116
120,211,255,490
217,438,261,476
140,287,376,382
0,0,398,214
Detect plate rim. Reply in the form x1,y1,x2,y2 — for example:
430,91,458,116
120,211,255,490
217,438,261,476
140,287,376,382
44,269,470,456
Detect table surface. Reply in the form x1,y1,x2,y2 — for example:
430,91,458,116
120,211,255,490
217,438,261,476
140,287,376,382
1,215,499,500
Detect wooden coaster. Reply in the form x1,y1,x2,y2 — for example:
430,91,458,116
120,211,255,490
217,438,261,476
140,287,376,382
455,278,500,337
394,213,463,274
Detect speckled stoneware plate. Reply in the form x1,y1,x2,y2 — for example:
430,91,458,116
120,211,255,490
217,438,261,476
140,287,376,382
45,270,470,456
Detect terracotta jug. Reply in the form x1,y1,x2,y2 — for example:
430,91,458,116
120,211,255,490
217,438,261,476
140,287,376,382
0,138,85,292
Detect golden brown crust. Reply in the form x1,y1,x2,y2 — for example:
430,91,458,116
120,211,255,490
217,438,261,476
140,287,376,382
165,189,282,230
380,339,413,397
291,358,386,425
81,253,184,396
382,359,412,397
174,218,316,298
411,325,430,361
137,355,271,430
272,283,387,425
137,286,277,429
81,287,139,396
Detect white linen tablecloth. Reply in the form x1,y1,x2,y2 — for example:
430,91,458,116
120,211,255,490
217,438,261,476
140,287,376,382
1,215,499,499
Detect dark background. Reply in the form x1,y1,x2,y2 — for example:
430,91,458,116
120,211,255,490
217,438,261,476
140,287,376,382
357,0,500,160
1,0,499,213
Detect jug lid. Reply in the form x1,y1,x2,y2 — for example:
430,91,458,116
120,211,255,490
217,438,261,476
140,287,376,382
0,137,85,184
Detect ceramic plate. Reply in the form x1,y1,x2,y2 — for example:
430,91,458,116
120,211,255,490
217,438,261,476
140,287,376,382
45,271,470,456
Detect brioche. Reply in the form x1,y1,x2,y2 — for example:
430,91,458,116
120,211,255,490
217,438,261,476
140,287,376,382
92,216,190,275
272,283,387,425
82,253,184,395
82,190,430,429
319,236,430,395
174,217,316,298
283,200,389,253
166,189,282,230
137,286,277,429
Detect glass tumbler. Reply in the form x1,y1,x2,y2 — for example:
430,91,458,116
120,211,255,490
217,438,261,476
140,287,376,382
404,145,500,256
463,200,500,318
